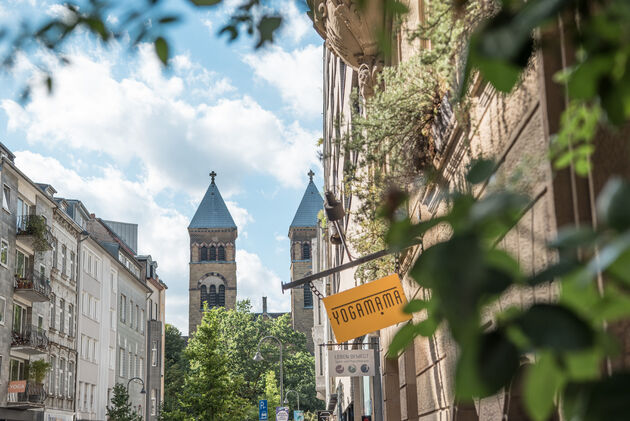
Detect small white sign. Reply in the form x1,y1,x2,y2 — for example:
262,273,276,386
328,349,375,377
276,407,289,421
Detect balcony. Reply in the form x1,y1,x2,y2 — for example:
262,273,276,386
14,269,51,302
16,214,54,251
11,326,49,355
7,380,47,408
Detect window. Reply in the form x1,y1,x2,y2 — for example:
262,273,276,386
15,250,28,278
304,283,313,308
130,300,134,327
52,238,58,268
209,245,216,261
50,294,56,330
90,385,95,412
92,339,98,362
139,357,144,378
152,341,158,366
110,310,115,330
61,244,67,275
60,298,65,334
133,354,137,377
0,296,5,325
149,299,153,320
302,242,311,259
87,254,92,274
0,239,7,267
2,185,10,211
12,303,25,334
218,245,226,261
209,285,216,308
111,270,117,293
119,348,125,377
9,359,25,381
120,294,126,322
200,246,208,261
70,251,75,280
218,285,225,307
128,352,132,378
140,310,145,333
59,358,66,397
135,304,139,331
49,356,56,393
200,285,207,310
151,389,157,415
68,304,74,337
79,381,83,410
82,382,87,410
68,361,74,398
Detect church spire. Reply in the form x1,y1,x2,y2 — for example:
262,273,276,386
290,170,323,229
188,172,236,229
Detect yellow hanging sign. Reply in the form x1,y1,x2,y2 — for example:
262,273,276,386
322,273,412,343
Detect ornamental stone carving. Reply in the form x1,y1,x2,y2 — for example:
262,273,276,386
308,0,384,70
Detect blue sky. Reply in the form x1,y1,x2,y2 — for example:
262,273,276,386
0,0,323,334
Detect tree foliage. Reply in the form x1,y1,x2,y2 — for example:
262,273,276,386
106,383,143,421
161,301,323,420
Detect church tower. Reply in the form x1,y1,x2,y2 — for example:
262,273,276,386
188,171,237,335
289,170,323,353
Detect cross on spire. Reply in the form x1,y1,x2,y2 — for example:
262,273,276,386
210,171,217,184
308,169,314,181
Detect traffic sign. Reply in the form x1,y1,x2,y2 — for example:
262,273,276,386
276,406,289,421
259,399,268,420
294,410,304,421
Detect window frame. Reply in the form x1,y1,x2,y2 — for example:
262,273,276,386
0,238,8,268
0,295,5,325
2,184,10,212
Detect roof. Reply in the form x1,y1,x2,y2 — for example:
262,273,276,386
103,220,138,254
290,179,323,228
189,179,236,229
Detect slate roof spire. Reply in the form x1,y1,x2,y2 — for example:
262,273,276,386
189,171,237,229
290,170,323,228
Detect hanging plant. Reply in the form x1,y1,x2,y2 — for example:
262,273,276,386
25,215,52,252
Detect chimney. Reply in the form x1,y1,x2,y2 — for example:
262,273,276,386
262,297,268,316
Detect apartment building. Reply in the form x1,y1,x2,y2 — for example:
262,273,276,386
137,255,166,421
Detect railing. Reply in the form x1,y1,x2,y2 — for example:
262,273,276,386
431,93,455,154
11,326,49,351
16,214,54,247
7,381,47,405
14,269,52,298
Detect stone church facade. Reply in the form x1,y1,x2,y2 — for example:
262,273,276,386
289,171,323,353
188,172,237,335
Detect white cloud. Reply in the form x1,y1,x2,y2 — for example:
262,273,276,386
46,4,75,24
243,44,322,117
13,151,193,333
236,249,289,313
202,17,213,35
1,45,319,193
225,200,254,237
278,0,312,44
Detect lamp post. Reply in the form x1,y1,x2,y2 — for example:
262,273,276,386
126,377,146,395
284,389,300,411
253,335,284,403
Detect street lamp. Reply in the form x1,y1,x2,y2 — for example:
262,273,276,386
126,377,146,395
253,335,284,402
284,389,300,411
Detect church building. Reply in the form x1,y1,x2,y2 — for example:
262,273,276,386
289,170,323,353
188,171,238,335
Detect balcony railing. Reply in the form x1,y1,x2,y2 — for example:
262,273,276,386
14,269,52,302
7,381,47,406
16,214,54,249
11,326,49,352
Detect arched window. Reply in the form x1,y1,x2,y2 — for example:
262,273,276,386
200,285,207,310
209,285,217,308
218,285,225,307
200,246,208,261
303,283,313,308
209,246,216,261
302,242,311,260
218,246,226,261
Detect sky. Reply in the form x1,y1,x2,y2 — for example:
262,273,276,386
0,0,324,335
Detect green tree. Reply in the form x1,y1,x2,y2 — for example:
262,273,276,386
177,306,251,421
261,370,281,421
160,324,188,419
106,383,142,421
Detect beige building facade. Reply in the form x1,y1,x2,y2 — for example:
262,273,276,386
307,1,630,420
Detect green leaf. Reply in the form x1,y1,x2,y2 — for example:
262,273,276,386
466,158,495,184
158,15,181,24
563,373,630,421
596,178,630,231
548,226,598,251
189,0,222,5
524,353,564,421
564,349,601,381
403,299,430,314
386,322,416,358
154,37,169,65
256,15,282,48
526,259,580,285
514,304,594,351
